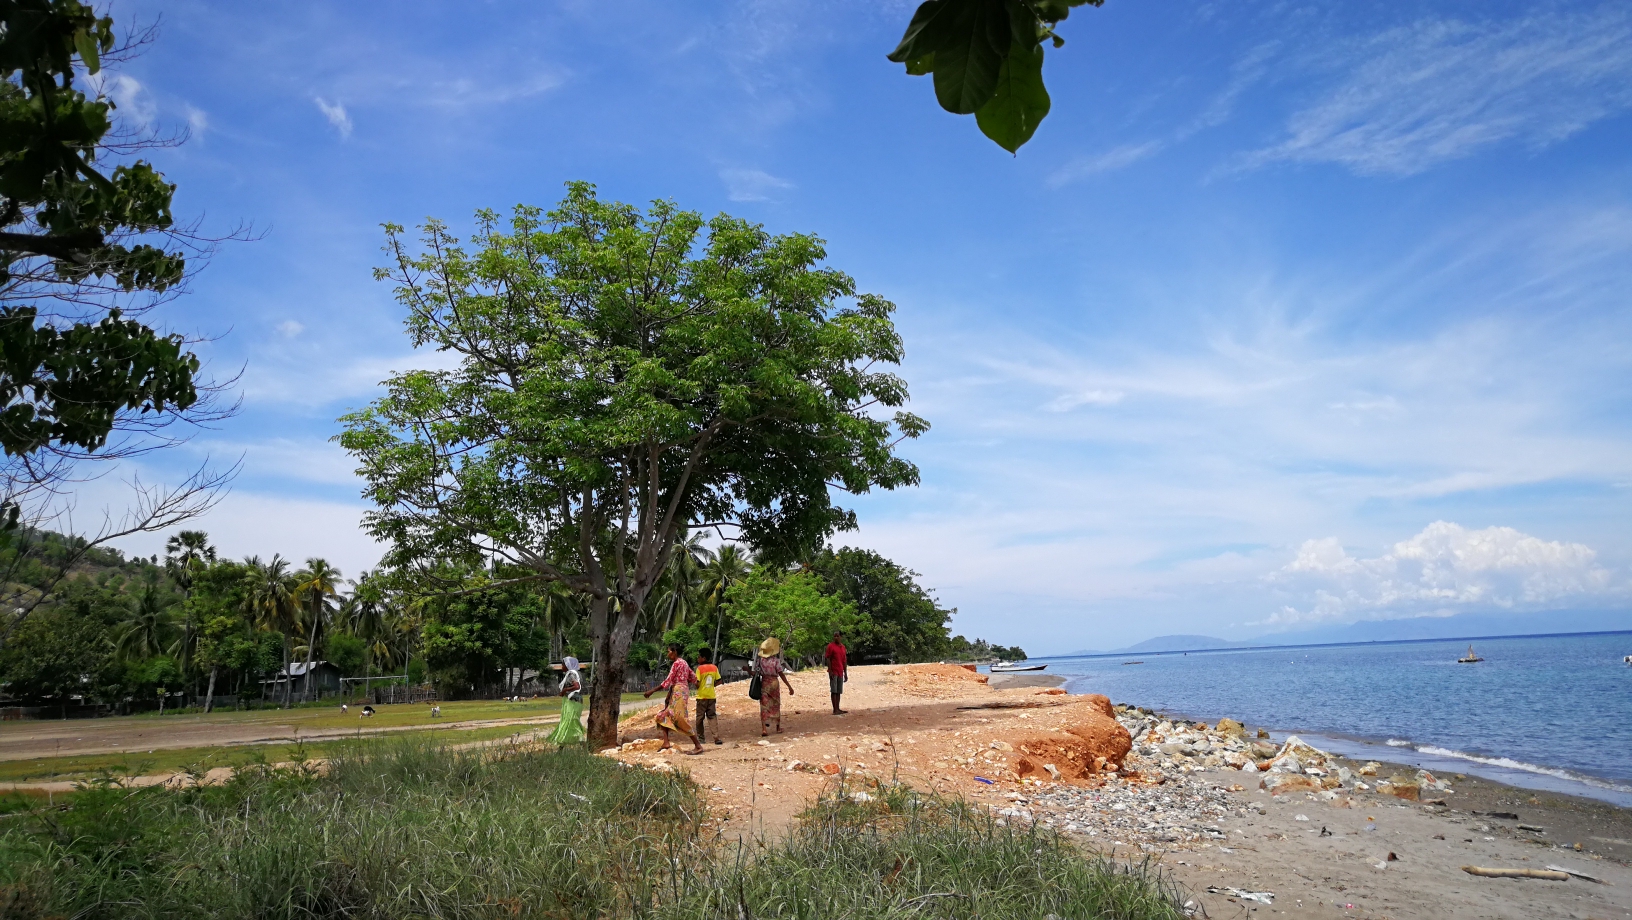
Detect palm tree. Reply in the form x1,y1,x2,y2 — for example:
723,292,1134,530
115,579,178,660
345,570,397,699
538,582,584,666
164,530,217,595
653,529,713,636
292,558,343,703
244,555,299,708
700,543,753,653
164,530,217,700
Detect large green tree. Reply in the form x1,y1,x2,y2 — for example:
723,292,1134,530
811,546,952,663
726,569,865,668
340,183,926,747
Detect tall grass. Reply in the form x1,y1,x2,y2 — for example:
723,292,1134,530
0,742,1185,920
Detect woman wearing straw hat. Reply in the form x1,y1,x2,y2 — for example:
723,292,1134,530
753,637,795,736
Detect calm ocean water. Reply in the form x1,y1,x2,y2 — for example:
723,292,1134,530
1011,632,1632,807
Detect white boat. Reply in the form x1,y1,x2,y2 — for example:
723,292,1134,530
989,662,1047,672
1457,644,1484,663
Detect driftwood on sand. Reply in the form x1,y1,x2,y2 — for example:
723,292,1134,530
1462,866,1570,881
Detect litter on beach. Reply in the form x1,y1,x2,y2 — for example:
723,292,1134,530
973,776,995,784
1546,865,1610,885
1207,886,1273,904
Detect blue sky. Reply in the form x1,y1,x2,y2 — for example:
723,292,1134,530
92,0,1632,652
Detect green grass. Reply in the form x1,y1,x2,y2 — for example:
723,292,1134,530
0,740,1186,920
0,723,563,783
0,697,567,735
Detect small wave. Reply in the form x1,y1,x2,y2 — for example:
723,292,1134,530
1385,739,1411,747
1413,745,1632,794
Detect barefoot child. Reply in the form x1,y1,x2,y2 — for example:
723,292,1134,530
644,644,704,755
694,648,722,745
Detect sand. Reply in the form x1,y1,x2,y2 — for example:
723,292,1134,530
610,664,1632,920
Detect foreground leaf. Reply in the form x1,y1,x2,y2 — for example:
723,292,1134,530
975,40,1050,153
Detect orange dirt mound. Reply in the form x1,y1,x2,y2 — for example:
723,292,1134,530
1001,700,1132,782
1078,693,1114,717
887,663,991,698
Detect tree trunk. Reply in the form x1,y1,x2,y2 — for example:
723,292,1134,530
281,637,292,709
204,665,218,714
586,597,638,750
300,614,320,704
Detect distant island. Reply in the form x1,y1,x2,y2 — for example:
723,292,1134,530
1058,609,1632,658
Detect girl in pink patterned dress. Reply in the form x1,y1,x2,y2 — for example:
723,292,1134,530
644,644,704,755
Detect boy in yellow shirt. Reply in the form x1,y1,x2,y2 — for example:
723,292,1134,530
694,647,722,745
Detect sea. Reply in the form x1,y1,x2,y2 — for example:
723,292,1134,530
1002,631,1632,808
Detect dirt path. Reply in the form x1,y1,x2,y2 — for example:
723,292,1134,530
607,664,1632,920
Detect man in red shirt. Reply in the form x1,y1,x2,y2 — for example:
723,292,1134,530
824,631,848,715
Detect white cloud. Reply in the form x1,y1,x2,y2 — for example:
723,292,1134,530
95,73,156,127
719,167,795,202
1241,8,1632,176
1048,141,1163,187
276,320,304,338
185,104,209,137
314,97,353,138
1265,522,1615,625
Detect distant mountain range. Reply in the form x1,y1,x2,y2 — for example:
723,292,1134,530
1060,609,1631,658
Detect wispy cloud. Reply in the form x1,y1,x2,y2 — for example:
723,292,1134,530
719,167,795,202
1048,141,1164,187
1239,7,1632,176
314,96,353,138
1045,389,1125,412
276,320,304,338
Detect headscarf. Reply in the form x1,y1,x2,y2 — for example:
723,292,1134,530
562,657,582,694
759,637,781,657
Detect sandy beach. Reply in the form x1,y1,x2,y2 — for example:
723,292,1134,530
612,663,1632,920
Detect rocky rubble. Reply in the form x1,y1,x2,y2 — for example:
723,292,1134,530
993,705,1459,851
1113,706,1453,802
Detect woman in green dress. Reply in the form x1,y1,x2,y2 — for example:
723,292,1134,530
546,656,586,745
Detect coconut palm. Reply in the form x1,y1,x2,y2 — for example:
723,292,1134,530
700,543,753,652
345,570,399,698
651,529,713,635
244,555,300,708
115,578,178,660
292,558,343,703
164,530,217,695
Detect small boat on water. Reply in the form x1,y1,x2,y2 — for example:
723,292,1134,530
1458,644,1484,663
990,662,1047,673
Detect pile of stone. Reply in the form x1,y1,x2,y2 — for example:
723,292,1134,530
1112,706,1453,802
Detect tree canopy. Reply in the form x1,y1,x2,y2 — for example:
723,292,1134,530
339,183,927,747
1,0,201,461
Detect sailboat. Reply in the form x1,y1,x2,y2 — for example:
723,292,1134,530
1457,644,1484,663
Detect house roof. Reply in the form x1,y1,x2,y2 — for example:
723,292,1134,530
276,661,332,678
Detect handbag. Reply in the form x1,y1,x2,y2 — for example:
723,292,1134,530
747,659,763,701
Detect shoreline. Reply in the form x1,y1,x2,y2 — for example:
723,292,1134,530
1052,681,1632,812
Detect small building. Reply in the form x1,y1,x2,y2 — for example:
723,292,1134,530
262,661,343,701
